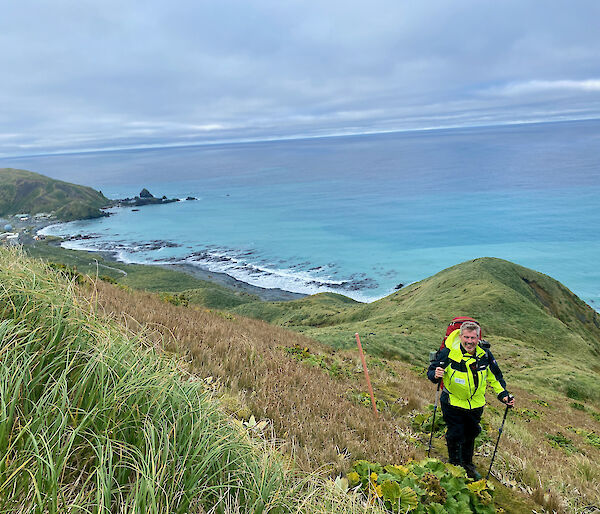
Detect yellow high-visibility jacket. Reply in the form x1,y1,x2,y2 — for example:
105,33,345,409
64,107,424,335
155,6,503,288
428,343,509,409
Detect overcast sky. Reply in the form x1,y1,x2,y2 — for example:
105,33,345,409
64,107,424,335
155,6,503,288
1,1,599,157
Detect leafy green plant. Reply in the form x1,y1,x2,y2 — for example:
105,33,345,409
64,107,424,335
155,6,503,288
546,432,579,454
568,427,600,449
411,405,446,435
570,402,585,411
584,432,600,450
159,291,190,306
513,407,542,421
531,399,550,408
350,391,388,411
345,458,496,513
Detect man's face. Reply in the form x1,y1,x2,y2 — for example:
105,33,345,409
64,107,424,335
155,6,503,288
460,329,478,355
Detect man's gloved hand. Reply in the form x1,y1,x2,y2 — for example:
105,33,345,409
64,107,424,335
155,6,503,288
502,394,515,408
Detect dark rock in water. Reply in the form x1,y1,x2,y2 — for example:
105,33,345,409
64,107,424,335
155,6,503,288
132,209,139,212
140,188,154,198
114,195,179,207
395,283,404,290
186,196,197,201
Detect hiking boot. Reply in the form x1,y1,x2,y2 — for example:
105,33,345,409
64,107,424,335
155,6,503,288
464,463,482,480
462,438,482,480
446,440,463,467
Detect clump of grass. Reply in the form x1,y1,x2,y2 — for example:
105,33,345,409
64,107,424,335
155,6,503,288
0,248,383,513
532,487,564,514
565,380,589,402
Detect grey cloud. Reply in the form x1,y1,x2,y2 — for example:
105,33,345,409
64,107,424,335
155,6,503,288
1,0,600,156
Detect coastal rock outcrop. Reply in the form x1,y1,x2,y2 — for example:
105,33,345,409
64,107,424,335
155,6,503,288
112,188,179,208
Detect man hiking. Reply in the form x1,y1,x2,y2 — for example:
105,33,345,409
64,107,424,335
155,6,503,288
427,321,515,479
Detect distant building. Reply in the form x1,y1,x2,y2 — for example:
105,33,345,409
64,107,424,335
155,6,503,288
0,232,19,244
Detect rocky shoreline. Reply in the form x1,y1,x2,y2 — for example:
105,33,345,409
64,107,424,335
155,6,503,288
5,215,305,302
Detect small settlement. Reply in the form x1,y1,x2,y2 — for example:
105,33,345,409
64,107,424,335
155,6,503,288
0,212,55,245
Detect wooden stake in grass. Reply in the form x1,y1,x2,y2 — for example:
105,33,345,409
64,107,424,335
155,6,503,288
355,333,378,419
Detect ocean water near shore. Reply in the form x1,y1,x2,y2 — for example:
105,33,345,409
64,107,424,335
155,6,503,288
6,119,600,307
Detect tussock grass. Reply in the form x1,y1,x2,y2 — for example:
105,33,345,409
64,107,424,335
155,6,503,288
92,281,417,474
0,247,385,513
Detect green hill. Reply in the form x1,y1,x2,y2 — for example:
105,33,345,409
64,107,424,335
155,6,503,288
0,168,109,221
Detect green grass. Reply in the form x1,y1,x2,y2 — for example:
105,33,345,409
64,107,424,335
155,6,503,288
0,247,383,513
0,168,109,220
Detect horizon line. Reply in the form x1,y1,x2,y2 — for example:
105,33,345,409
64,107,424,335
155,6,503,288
2,115,599,160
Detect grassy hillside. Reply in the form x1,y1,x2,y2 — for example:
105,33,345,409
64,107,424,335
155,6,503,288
0,168,109,220
0,247,390,513
27,242,600,404
229,257,600,403
16,244,600,511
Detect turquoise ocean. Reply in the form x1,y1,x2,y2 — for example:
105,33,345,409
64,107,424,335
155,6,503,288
5,119,600,307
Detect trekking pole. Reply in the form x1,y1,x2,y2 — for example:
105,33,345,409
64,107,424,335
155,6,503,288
487,397,513,480
426,381,441,457
355,333,378,419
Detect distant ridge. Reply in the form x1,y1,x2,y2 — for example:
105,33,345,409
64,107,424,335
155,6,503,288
0,168,109,221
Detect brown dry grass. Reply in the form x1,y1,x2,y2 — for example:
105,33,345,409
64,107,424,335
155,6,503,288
91,281,422,474
89,281,600,513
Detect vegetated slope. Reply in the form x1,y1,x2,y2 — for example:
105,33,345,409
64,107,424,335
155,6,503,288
230,258,600,403
0,248,381,513
27,247,600,512
0,168,109,220
90,258,599,514
91,274,542,513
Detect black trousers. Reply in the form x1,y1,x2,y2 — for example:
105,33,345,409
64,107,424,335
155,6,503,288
441,401,483,444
